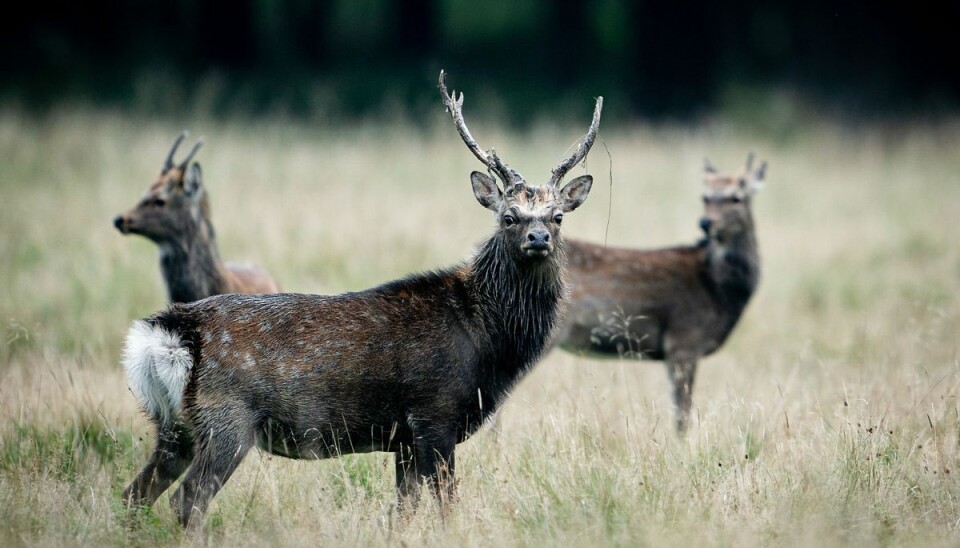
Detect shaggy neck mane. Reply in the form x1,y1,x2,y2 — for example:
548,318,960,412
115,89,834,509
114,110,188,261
706,220,759,317
468,232,566,390
159,218,227,303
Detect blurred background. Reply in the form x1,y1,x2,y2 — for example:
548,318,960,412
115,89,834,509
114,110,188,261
2,2,960,544
4,0,960,125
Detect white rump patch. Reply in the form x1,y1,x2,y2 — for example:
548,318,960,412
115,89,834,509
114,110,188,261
123,320,194,425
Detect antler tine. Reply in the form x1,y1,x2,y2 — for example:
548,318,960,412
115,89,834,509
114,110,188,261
489,149,524,188
164,131,187,172
178,138,204,170
548,96,604,188
438,70,515,185
756,160,768,180
704,157,717,173
745,151,756,172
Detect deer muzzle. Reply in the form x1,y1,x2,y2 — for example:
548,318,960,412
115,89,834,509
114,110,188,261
522,229,552,257
114,214,132,234
699,217,713,235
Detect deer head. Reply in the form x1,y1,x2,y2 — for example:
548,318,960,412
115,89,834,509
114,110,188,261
439,71,601,262
699,153,766,242
114,133,209,244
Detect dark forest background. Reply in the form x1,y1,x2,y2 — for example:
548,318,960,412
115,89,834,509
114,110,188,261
3,0,959,124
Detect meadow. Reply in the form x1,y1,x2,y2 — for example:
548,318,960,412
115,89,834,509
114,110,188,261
0,105,959,546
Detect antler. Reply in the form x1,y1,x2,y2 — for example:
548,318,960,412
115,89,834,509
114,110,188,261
548,96,603,188
755,160,768,180
164,132,187,172
438,70,522,186
704,158,717,173
163,132,204,172
744,151,755,172
179,138,204,170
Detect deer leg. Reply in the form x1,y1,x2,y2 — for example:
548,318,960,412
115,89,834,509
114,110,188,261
169,422,253,529
394,443,421,515
122,421,194,508
415,434,457,510
665,358,698,434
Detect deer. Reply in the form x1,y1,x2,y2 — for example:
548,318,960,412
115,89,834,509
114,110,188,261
113,133,279,304
119,71,603,528
555,155,765,433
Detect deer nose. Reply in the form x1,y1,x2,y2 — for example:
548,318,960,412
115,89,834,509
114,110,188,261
699,217,712,234
113,215,126,232
526,230,550,248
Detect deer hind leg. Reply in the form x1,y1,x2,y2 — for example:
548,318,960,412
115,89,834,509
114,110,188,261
122,421,194,509
665,358,698,434
169,417,254,529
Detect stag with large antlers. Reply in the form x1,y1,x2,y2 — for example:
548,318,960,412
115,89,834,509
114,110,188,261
120,72,602,527
114,132,279,303
556,154,766,433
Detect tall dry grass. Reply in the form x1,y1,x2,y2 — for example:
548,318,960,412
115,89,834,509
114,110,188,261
0,106,959,546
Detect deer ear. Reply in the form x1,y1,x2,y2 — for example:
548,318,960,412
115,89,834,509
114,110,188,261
471,171,502,211
749,161,767,193
558,175,592,212
184,163,204,197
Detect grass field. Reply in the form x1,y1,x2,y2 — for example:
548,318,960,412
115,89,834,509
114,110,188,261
1,106,959,546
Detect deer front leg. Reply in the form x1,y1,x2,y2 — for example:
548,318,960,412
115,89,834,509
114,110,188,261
665,356,698,434
394,443,421,515
416,434,457,510
394,438,456,515
394,428,457,514
122,421,194,509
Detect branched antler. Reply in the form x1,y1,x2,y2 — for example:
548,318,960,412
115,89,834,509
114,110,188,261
548,96,603,188
439,71,522,186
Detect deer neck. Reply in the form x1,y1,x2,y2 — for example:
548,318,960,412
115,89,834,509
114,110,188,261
157,219,229,303
705,216,759,312
470,234,566,385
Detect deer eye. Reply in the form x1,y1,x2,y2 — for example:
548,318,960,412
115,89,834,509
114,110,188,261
150,198,167,207
553,214,563,225
503,215,516,227
730,196,742,204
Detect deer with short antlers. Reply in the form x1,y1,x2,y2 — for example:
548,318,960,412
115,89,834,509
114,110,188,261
113,133,279,304
120,72,602,527
556,154,766,433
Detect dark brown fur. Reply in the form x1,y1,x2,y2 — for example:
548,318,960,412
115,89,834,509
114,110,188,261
121,80,601,527
555,157,766,433
114,134,279,303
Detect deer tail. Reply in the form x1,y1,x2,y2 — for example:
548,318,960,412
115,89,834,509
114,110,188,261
123,319,194,425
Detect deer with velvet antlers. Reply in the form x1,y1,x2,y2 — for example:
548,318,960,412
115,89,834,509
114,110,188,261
120,72,602,527
113,133,279,304
556,155,766,433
